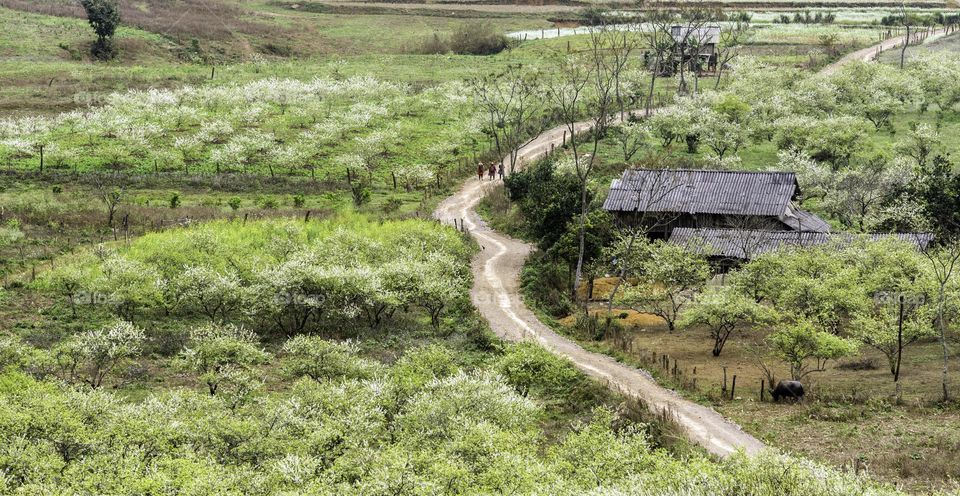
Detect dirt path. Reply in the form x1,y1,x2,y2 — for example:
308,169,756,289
821,26,948,75
434,126,765,458
433,32,929,458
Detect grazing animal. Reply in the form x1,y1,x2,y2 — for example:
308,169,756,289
772,380,804,402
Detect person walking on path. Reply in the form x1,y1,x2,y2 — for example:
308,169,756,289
498,162,505,180
488,163,496,181
477,162,484,181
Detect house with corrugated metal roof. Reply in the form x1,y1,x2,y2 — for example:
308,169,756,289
602,169,831,239
652,25,721,75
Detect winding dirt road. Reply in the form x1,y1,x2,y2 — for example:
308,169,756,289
433,28,953,458
434,126,765,458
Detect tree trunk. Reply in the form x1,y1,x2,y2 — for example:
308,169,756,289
900,25,911,70
894,298,904,383
573,181,588,305
646,68,658,117
937,284,950,402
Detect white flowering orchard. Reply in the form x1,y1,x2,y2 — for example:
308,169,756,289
0,77,483,185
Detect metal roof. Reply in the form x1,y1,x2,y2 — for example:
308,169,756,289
603,169,799,217
778,206,832,233
671,26,721,45
669,228,935,260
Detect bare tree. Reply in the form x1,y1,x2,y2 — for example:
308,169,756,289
920,234,960,402
636,5,675,117
469,64,548,174
95,180,125,228
671,4,720,95
898,3,915,70
568,25,635,303
607,23,641,122
714,18,752,89
716,215,781,263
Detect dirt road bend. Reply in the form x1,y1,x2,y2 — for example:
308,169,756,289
434,126,765,458
433,30,941,458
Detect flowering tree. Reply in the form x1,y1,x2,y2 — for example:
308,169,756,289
764,320,859,382
281,336,378,381
612,121,650,163
680,286,777,357
56,320,145,388
896,122,941,168
176,323,271,397
616,241,710,332
175,266,244,322
97,256,161,321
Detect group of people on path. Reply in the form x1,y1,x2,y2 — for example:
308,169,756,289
478,161,504,181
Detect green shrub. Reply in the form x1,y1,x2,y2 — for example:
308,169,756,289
449,22,510,55
520,255,572,318
382,197,404,213
495,342,588,404
259,197,277,209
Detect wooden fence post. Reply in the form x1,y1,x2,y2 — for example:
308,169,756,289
722,366,728,397
730,375,737,400
760,379,765,402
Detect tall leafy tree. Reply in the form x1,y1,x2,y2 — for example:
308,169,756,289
79,0,121,60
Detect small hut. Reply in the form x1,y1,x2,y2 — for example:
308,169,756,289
650,25,720,75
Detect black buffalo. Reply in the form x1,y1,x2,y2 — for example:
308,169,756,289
772,380,804,402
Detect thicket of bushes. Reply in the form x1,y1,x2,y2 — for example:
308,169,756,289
417,22,511,56
0,342,907,494
37,215,473,336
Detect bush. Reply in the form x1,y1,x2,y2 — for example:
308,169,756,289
579,7,610,26
227,197,242,211
169,193,181,209
351,183,370,206
521,255,572,318
495,342,591,407
292,194,305,208
381,196,404,213
571,313,623,342
281,336,378,381
416,23,510,56
449,23,510,56
504,158,584,250
417,33,449,55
